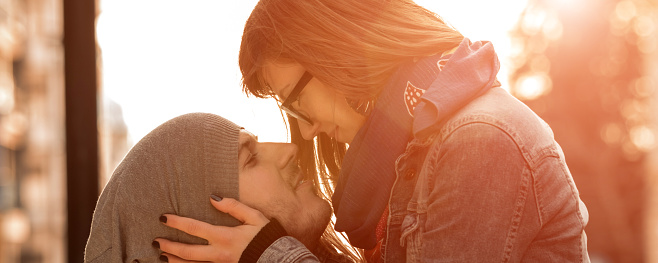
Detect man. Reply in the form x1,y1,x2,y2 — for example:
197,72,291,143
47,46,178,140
84,113,355,262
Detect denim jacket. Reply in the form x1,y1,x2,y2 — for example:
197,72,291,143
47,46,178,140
258,87,590,262
381,87,589,262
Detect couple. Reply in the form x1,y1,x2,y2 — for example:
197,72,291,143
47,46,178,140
86,0,590,262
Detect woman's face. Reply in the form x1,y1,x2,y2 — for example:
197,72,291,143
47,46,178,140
262,61,366,144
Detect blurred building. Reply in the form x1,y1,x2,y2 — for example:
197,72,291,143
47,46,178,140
646,7,658,262
1,0,130,262
0,0,67,262
99,98,130,189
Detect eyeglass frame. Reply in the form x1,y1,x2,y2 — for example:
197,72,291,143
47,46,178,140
280,71,313,125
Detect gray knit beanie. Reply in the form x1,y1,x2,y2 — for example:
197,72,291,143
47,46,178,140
84,113,242,262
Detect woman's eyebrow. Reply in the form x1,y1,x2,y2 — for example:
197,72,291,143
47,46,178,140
264,75,292,100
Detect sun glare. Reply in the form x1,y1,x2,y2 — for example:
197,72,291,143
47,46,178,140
97,0,531,143
97,0,287,143
515,73,551,100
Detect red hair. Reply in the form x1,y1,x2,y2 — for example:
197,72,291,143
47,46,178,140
239,0,463,259
240,0,463,100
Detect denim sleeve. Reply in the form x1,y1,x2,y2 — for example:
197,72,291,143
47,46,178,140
257,237,320,263
420,122,530,261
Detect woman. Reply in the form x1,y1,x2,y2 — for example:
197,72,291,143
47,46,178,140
159,0,590,262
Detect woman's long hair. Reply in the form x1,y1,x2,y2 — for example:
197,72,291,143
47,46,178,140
239,0,463,260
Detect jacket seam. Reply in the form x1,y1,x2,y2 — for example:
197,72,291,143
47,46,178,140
558,158,587,263
429,121,532,262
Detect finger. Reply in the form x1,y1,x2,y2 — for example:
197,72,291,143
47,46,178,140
159,253,190,263
161,214,217,240
160,213,249,245
160,252,216,263
160,252,213,263
210,197,269,226
155,238,216,262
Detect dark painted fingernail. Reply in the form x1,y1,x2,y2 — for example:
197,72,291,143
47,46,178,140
159,215,167,223
159,255,168,262
210,194,223,202
152,240,160,249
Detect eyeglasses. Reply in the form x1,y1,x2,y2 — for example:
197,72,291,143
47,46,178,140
280,71,313,125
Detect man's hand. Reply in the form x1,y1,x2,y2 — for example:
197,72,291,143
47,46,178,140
154,197,269,263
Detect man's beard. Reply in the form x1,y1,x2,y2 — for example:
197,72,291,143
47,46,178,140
276,161,333,251
280,199,332,252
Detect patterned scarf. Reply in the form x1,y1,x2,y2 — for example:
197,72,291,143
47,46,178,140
332,38,501,249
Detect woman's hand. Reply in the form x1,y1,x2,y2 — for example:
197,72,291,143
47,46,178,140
154,196,269,263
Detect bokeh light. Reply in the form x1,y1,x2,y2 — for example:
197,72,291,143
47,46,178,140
601,122,623,145
630,125,656,152
515,73,552,100
1,208,30,244
510,0,658,261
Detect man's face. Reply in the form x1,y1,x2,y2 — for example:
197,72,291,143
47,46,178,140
237,130,332,250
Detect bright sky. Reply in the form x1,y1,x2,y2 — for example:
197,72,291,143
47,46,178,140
96,0,528,144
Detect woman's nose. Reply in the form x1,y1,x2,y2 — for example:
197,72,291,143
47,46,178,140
297,121,319,140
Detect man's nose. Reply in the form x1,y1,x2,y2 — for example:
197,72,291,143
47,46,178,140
276,143,299,168
298,121,318,140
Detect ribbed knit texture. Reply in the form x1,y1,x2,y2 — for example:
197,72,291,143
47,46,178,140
239,218,288,263
85,113,243,262
204,114,240,202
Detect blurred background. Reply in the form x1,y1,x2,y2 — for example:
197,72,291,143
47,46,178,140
0,0,656,262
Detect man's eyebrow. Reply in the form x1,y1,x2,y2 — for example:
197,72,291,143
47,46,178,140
238,132,258,152
237,135,253,168
239,139,251,152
